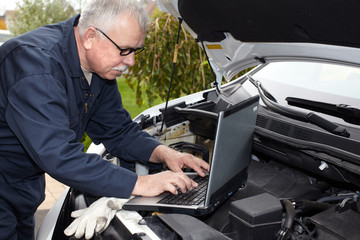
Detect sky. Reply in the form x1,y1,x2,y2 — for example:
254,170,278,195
0,1,19,15
0,0,85,15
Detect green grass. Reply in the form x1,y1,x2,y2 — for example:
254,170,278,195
116,78,163,118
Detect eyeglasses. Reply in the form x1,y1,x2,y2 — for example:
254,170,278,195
95,27,145,56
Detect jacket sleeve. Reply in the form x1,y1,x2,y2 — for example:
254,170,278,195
5,72,139,198
85,79,162,164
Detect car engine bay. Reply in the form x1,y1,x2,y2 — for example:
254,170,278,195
131,81,360,240
56,80,360,240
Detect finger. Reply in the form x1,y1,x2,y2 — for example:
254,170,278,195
102,210,117,232
70,208,87,218
194,160,210,176
74,217,88,239
107,198,127,210
184,176,196,191
94,216,107,234
165,182,178,195
191,179,199,188
186,158,209,177
201,159,210,172
64,218,80,236
84,218,96,240
173,172,194,193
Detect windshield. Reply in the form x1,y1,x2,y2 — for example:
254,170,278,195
244,61,360,126
252,61,360,103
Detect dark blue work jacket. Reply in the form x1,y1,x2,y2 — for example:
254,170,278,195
0,15,161,199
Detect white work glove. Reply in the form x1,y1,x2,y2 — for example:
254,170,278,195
64,197,127,239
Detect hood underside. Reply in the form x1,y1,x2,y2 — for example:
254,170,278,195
157,0,360,79
178,0,360,48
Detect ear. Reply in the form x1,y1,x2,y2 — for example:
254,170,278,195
83,27,97,50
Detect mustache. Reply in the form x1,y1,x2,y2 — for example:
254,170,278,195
112,65,129,75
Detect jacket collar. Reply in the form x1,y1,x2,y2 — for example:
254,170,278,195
62,14,83,79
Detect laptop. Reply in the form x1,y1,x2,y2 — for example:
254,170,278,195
123,95,259,216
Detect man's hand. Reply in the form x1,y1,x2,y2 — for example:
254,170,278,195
133,145,210,197
132,170,198,196
149,145,210,177
64,197,127,239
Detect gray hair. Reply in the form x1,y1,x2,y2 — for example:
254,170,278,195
78,0,149,36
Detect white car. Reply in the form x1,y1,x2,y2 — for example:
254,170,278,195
37,0,360,239
0,29,12,46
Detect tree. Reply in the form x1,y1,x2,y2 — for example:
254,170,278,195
125,8,213,107
8,0,76,36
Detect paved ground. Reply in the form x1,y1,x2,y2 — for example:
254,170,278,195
35,174,68,237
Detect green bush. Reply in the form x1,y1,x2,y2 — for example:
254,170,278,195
125,8,213,107
8,0,76,36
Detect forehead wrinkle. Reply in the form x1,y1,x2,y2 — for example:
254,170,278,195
106,12,145,49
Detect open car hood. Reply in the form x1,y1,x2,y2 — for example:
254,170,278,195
157,0,360,80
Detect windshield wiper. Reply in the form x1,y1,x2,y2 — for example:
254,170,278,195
286,97,360,126
247,76,350,138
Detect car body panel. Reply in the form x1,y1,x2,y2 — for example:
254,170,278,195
0,29,12,46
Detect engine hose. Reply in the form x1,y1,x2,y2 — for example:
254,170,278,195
277,199,296,240
302,200,333,213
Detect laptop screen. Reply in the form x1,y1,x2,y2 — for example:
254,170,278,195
205,95,259,206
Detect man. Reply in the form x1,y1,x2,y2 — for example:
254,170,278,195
0,0,209,239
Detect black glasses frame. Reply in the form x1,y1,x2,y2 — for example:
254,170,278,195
95,27,145,56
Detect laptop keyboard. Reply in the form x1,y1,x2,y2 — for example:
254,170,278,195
158,175,209,205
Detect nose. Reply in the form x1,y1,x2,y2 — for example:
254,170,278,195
121,52,136,67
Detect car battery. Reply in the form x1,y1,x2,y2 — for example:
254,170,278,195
308,206,360,240
229,192,283,240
